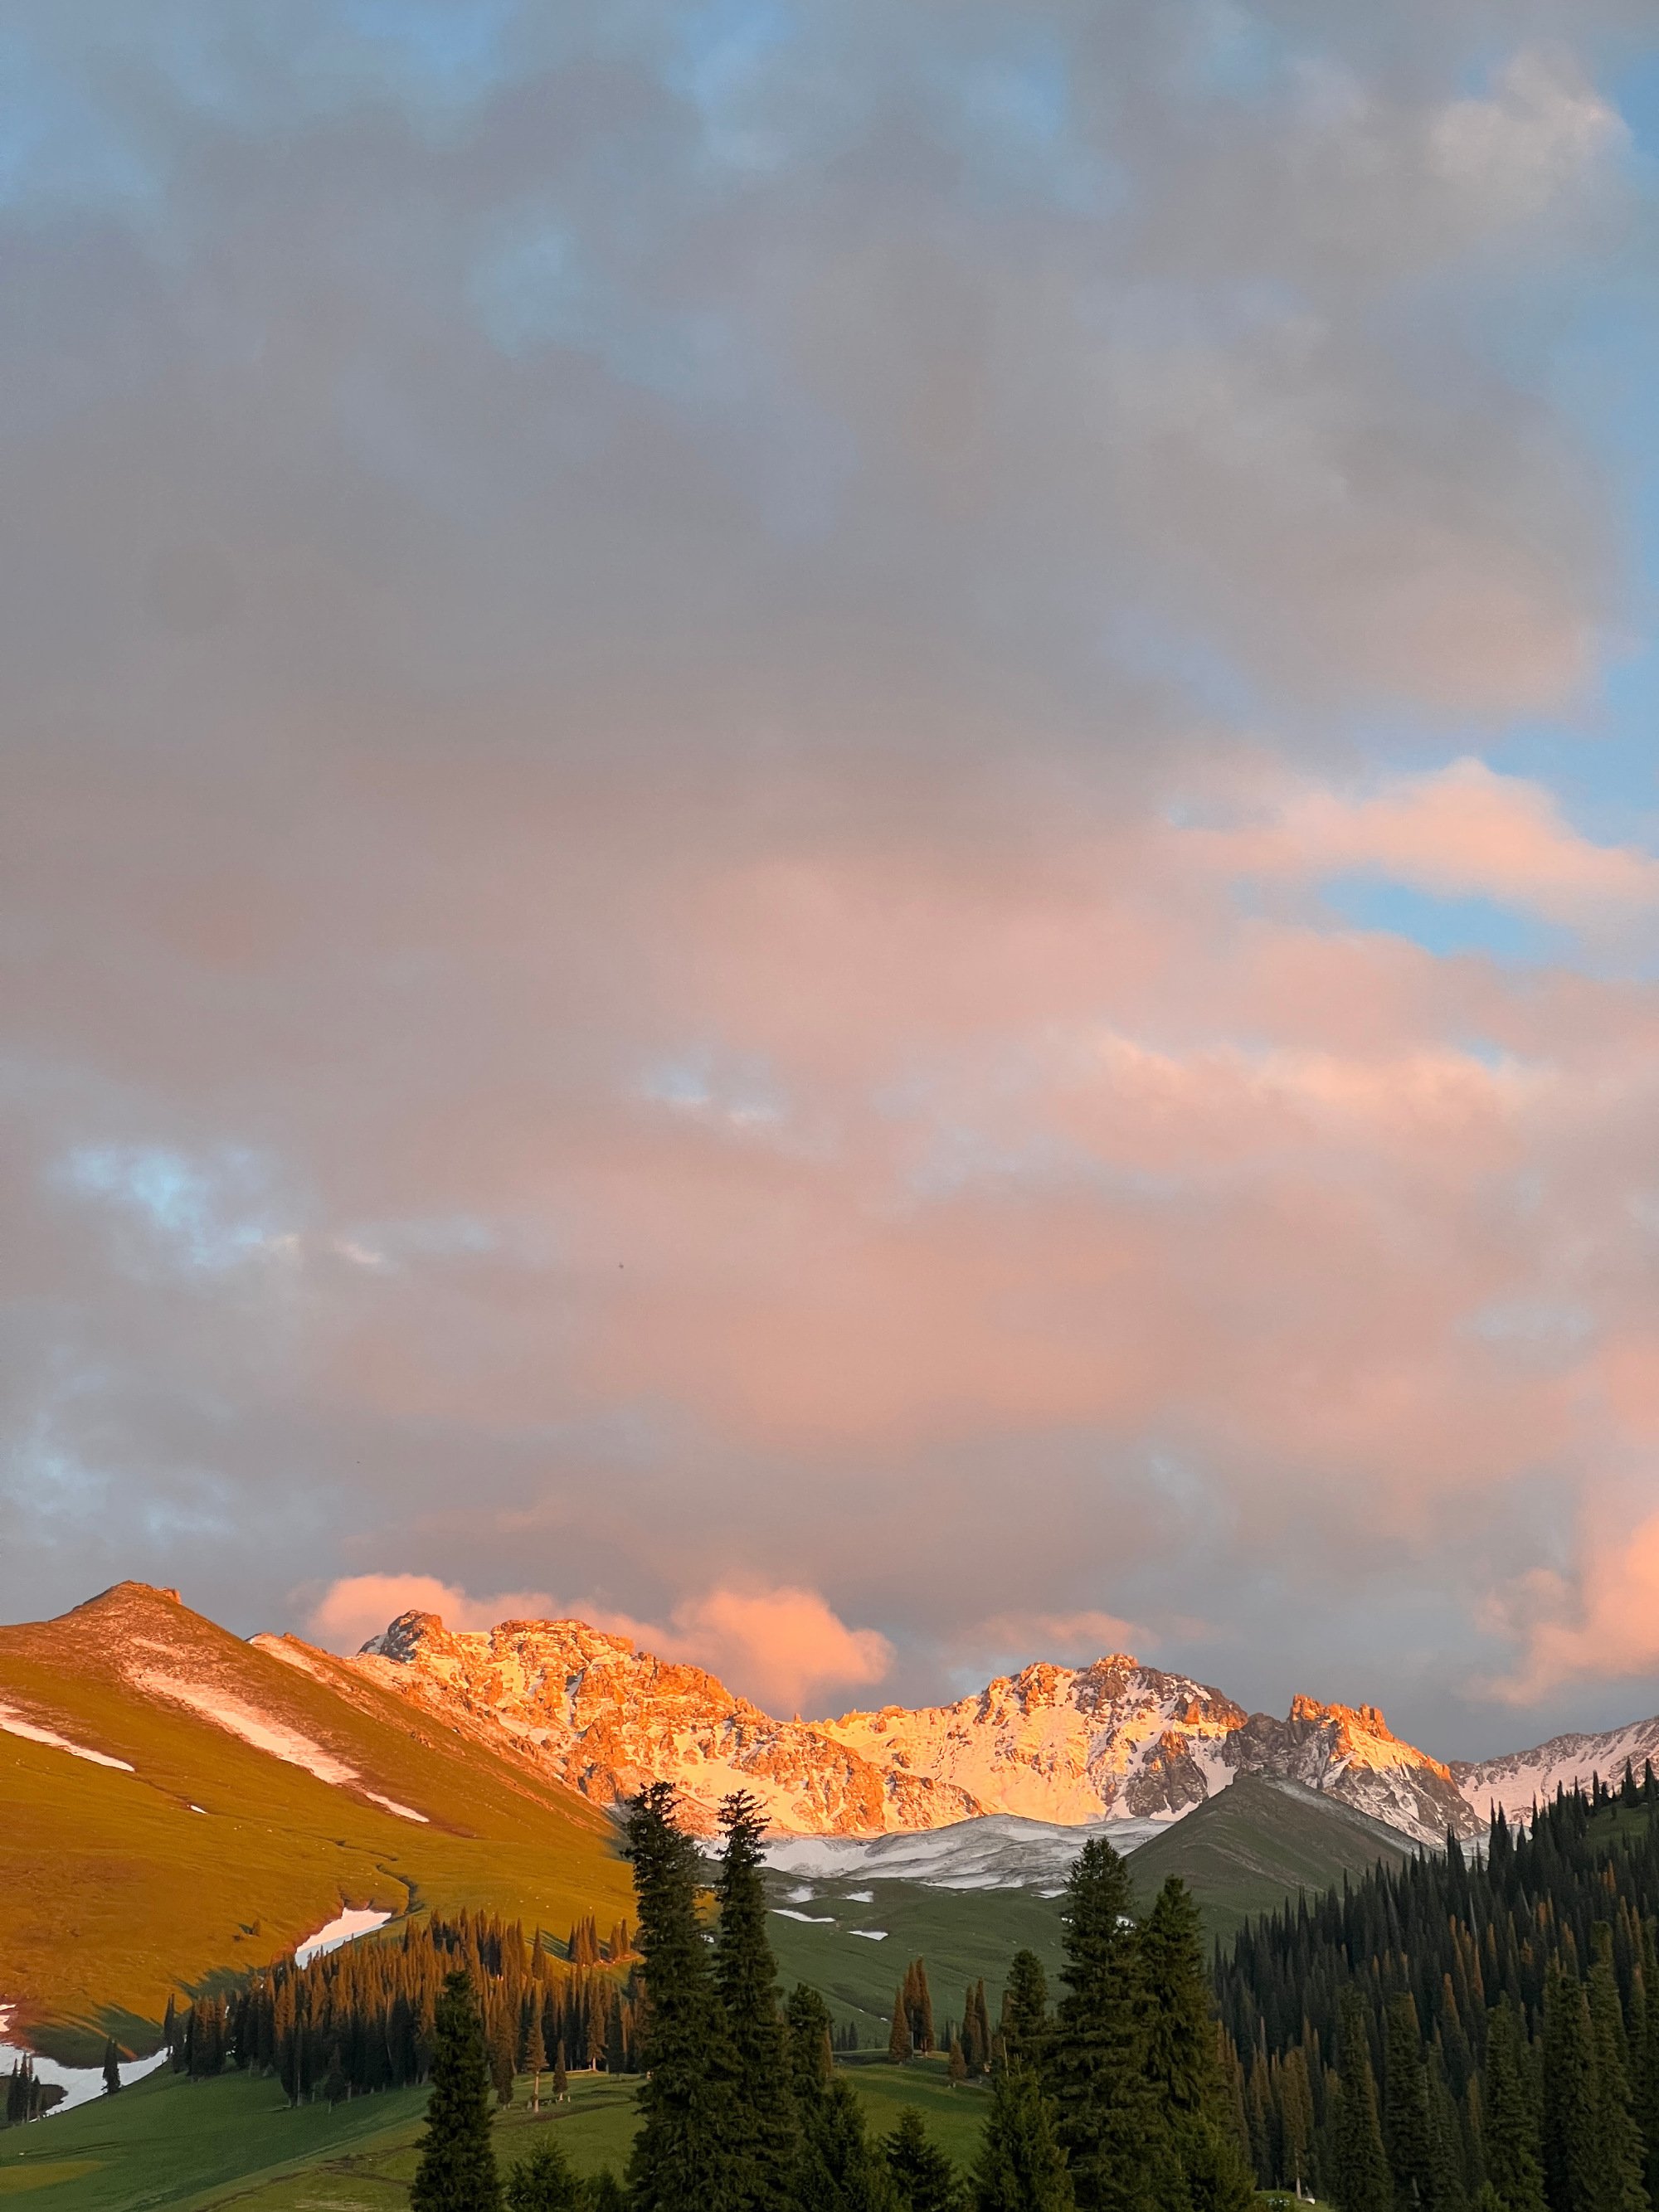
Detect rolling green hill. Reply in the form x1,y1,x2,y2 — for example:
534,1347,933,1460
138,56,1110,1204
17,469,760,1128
1127,1771,1415,1940
0,1584,633,2058
761,1869,1066,2040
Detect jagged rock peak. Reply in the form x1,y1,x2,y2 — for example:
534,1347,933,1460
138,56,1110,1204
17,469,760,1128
346,1609,1478,1845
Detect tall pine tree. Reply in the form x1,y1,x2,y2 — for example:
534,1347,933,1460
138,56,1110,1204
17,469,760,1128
1044,1835,1165,2212
1384,1992,1436,2210
1586,1931,1648,2212
787,1986,898,2212
1137,1877,1255,2212
886,2109,963,2212
410,1971,502,2212
1330,1987,1391,2212
713,1790,800,2211
1002,1952,1049,2067
623,1782,739,2212
1481,2004,1545,2212
972,2063,1073,2212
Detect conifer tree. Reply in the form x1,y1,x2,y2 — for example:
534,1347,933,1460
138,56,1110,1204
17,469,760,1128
1044,1834,1164,2212
713,1790,799,2211
102,2039,121,2097
787,1985,898,2212
1002,1952,1049,2067
491,2003,518,2107
1330,1988,1391,2212
623,1782,737,2212
1637,1918,1659,2207
890,1989,914,2066
972,2061,1074,2212
1481,2005,1544,2212
410,1970,502,2212
1384,1993,1436,2210
1141,1878,1221,2115
1540,1962,1599,2212
1425,2070,1468,2212
589,2172,627,2212
1138,1875,1255,2211
886,2108,963,2212
947,2039,966,2088
504,2136,584,2212
552,2050,567,2104
1587,1932,1648,2212
526,2013,546,2112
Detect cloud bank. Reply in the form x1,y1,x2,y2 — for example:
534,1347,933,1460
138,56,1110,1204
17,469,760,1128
2,2,1659,1753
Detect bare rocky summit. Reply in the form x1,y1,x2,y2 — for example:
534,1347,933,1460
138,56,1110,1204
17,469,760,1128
350,1612,1481,1845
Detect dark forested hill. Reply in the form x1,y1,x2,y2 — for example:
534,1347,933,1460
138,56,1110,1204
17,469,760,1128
1215,1767,1659,2203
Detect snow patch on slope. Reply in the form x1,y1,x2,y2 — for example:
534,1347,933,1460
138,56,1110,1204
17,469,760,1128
134,1673,427,1821
0,2006,165,2113
0,1704,133,1772
294,1908,393,1966
762,1811,1165,1891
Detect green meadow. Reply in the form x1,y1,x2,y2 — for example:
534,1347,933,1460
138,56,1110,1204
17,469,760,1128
0,2058,987,2212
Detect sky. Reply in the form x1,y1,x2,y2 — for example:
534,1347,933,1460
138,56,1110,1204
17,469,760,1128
6,1,1659,1758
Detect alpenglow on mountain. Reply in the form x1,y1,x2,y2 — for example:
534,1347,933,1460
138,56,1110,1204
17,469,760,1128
325,1609,1486,1847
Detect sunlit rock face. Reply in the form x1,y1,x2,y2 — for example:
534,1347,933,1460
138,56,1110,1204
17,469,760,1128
354,1614,1481,1844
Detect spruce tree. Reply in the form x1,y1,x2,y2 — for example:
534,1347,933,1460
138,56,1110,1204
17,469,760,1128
1044,1835,1164,2212
491,2004,518,2107
410,1970,502,2212
1002,1952,1049,2067
1587,1932,1647,2212
504,2136,583,2212
553,2050,567,2103
1329,1988,1390,2212
788,1985,898,2212
1138,1875,1255,2212
972,2062,1074,2212
713,1790,800,2211
890,1989,914,2066
886,2108,963,2212
1383,1993,1435,2210
1481,2005,1545,2212
623,1782,737,2212
526,2012,547,2112
1541,1962,1599,2212
948,2035,966,2085
589,2173,627,2212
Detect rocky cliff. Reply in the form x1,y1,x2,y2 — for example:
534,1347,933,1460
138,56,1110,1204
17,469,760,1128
349,1612,1481,1844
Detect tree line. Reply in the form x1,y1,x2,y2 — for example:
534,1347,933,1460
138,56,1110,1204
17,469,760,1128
163,1904,640,2103
1215,1768,1659,2209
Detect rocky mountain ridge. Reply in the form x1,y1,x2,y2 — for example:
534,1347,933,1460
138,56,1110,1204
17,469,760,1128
345,1610,1482,1845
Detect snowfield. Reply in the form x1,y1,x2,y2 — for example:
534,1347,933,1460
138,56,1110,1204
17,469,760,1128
0,1704,133,1772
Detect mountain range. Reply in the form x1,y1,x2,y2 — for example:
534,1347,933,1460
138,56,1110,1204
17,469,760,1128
342,1606,1611,1848
6,1581,1659,2051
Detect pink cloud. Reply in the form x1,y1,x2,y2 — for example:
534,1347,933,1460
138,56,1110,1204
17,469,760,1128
1483,1510,1659,1703
304,1573,891,1718
951,1609,1150,1671
1199,757,1659,925
594,1587,894,1716
305,1573,556,1653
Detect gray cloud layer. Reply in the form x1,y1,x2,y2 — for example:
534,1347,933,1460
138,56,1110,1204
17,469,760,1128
2,2,1656,1753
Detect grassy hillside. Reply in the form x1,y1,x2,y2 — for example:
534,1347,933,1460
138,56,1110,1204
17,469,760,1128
1127,1772,1415,1942
761,1868,1064,2040
0,1585,633,2057
0,2057,984,2211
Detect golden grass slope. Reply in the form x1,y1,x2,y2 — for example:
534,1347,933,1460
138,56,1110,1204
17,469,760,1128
0,1584,633,2059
